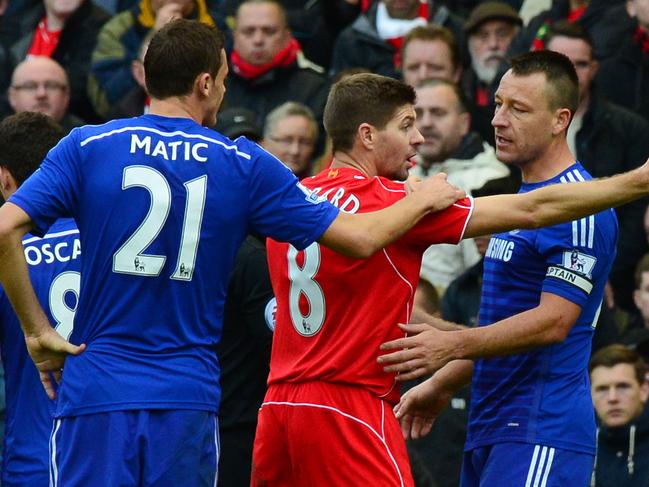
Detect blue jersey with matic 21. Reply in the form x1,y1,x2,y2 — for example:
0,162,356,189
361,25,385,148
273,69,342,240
467,162,618,455
9,114,339,418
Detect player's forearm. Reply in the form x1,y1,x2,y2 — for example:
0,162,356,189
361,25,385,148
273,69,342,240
452,307,568,361
526,165,649,228
430,359,474,394
0,205,51,337
320,193,432,258
0,231,51,337
410,307,467,330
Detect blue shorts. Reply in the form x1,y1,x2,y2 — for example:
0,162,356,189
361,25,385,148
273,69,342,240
461,442,594,487
50,410,219,486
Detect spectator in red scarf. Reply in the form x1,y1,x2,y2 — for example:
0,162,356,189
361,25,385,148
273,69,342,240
330,0,465,80
0,0,109,122
221,0,328,148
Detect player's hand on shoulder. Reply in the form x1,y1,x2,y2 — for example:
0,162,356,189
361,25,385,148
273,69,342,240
25,326,86,400
394,377,452,440
412,173,465,212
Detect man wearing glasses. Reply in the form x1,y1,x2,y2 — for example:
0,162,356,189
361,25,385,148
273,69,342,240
7,56,84,134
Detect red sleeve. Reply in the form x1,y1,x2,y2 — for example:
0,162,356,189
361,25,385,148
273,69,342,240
401,196,474,249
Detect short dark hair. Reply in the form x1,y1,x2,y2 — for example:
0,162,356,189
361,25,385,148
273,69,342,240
590,344,647,385
401,25,461,72
545,20,593,50
0,112,64,186
416,78,469,113
324,73,416,153
144,19,225,99
509,50,579,120
635,253,649,288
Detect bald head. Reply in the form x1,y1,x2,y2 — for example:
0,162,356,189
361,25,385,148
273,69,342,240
9,56,70,122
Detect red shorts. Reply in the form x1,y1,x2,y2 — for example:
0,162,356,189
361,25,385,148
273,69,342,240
251,381,414,487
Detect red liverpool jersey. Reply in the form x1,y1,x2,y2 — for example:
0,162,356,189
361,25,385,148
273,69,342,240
266,167,474,403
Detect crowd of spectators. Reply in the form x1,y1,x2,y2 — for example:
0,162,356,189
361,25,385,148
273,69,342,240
2,0,649,485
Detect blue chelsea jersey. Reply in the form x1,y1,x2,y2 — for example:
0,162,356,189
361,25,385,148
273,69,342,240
8,114,339,418
467,163,618,455
0,218,80,485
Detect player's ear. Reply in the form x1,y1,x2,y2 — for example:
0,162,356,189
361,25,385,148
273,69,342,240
552,107,571,136
358,123,375,149
195,72,211,96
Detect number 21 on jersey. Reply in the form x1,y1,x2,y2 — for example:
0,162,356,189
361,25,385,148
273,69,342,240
112,166,206,281
287,243,326,337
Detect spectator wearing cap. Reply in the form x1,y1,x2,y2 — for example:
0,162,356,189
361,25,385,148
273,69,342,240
462,1,521,146
400,24,463,88
261,101,318,179
221,0,329,136
215,107,262,142
589,345,649,487
330,0,465,80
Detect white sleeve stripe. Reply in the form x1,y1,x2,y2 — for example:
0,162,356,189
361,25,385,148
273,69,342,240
562,169,595,249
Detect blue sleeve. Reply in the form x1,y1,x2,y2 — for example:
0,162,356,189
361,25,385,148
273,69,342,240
246,147,339,250
539,212,618,307
8,131,81,237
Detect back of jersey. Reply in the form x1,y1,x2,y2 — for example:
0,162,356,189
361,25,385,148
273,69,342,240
0,219,80,485
10,114,338,417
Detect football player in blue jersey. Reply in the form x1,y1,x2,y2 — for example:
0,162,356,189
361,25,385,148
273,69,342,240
0,112,73,486
379,50,649,487
0,19,465,486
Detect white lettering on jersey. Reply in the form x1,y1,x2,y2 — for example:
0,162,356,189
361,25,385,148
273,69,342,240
311,187,361,214
24,238,81,266
130,134,208,162
485,237,514,262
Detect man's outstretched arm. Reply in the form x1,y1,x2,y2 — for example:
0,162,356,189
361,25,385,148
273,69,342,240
463,159,649,238
379,292,581,381
0,202,85,399
319,173,465,258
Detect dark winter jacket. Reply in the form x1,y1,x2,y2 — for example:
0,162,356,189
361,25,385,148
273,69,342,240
577,92,649,311
592,403,649,487
222,54,329,129
330,0,464,79
596,27,649,123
